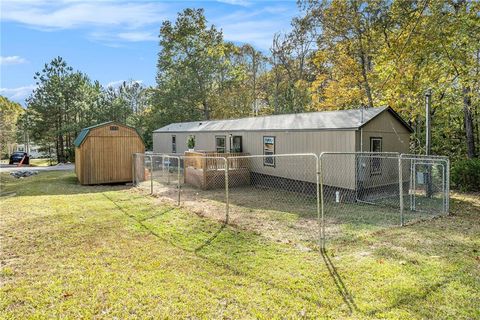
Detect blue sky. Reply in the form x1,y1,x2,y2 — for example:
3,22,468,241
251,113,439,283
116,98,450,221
0,0,300,106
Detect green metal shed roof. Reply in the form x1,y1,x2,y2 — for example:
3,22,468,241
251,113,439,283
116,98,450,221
74,121,145,147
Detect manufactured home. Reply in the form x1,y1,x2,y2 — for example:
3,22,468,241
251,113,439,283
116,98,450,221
74,121,145,185
153,107,413,192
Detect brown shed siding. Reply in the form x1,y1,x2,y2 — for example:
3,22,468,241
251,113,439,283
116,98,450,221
75,123,144,185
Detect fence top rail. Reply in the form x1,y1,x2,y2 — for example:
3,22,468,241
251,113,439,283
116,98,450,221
147,152,183,156
400,154,449,160
319,152,400,160
319,151,399,156
184,151,249,158
411,161,446,167
229,153,319,159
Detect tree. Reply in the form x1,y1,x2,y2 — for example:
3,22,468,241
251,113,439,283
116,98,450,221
270,15,317,113
27,57,101,162
154,8,242,124
301,0,479,159
0,96,24,157
305,0,388,110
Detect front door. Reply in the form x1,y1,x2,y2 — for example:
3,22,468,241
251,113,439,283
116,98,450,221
232,136,243,153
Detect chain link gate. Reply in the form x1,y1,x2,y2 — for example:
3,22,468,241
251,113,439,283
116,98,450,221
132,153,182,205
319,152,450,246
400,154,449,221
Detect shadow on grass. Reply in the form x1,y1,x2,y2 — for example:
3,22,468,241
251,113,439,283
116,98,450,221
102,192,331,309
194,223,227,253
320,248,358,314
1,171,130,197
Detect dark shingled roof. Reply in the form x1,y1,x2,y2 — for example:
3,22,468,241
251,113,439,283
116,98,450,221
154,106,413,133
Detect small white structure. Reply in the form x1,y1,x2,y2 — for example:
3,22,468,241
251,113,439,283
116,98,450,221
15,143,50,158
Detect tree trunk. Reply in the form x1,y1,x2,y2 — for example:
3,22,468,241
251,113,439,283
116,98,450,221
203,100,210,120
462,86,476,158
58,133,65,163
360,53,374,108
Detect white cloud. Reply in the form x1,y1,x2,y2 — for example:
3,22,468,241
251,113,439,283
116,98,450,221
117,32,157,42
213,6,295,50
216,0,252,7
88,30,157,45
1,1,298,49
1,1,170,30
0,55,27,65
106,80,143,88
0,85,37,104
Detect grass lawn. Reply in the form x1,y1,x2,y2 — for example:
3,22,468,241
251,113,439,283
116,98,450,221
1,172,479,319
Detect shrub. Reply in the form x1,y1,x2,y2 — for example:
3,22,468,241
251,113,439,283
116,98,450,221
451,158,480,192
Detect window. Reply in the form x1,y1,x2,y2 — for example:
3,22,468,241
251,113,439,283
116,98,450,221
187,135,195,149
370,137,382,174
216,136,226,153
171,135,176,153
110,125,119,131
232,136,242,153
18,147,24,152
263,136,275,167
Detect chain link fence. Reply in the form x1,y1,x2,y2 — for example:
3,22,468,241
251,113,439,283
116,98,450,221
226,154,320,249
319,152,450,245
132,152,449,248
400,154,449,222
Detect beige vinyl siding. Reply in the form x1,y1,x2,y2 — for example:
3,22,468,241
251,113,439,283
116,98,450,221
359,110,410,153
356,110,411,188
154,129,357,188
153,108,412,190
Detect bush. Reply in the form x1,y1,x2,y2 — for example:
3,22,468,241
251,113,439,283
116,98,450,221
451,158,480,192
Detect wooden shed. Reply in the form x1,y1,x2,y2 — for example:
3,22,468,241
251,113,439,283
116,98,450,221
74,121,145,185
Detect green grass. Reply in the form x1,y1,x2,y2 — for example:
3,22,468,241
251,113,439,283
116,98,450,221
1,172,479,319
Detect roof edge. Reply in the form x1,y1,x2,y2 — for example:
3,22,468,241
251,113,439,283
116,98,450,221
359,106,414,133
153,106,389,133
74,121,145,147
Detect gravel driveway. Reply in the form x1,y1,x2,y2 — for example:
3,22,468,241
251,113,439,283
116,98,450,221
0,163,74,173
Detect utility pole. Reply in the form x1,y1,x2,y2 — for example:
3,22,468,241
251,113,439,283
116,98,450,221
25,113,30,155
425,89,432,156
425,89,433,197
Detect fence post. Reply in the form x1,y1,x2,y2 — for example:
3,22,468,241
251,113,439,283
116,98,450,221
150,155,153,195
177,156,181,206
167,156,171,185
446,159,450,215
315,154,323,250
409,159,413,211
398,155,404,226
132,153,136,186
319,153,326,249
162,155,166,184
224,157,229,224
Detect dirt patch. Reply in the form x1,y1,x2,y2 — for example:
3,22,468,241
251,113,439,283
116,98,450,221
135,181,323,248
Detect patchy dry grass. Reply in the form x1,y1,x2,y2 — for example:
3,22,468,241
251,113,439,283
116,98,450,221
139,179,441,249
1,172,479,319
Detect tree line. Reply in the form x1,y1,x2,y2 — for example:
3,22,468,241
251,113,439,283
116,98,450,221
1,1,478,163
